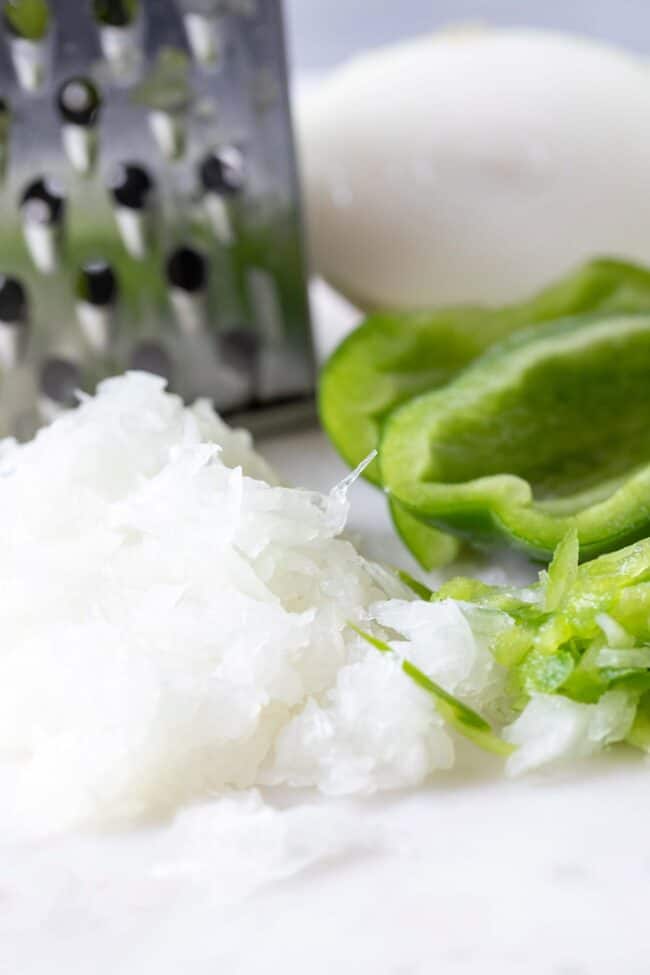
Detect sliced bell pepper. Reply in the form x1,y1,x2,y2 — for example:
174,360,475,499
381,312,650,561
319,259,650,567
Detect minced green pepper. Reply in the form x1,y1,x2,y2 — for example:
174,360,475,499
381,311,650,561
319,259,650,567
428,534,650,753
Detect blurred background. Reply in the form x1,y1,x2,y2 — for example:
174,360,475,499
285,0,649,73
287,0,650,343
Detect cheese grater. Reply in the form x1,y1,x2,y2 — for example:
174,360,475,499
0,0,314,439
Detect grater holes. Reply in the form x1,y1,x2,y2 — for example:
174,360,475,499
92,0,143,79
219,324,259,374
130,339,172,384
39,356,81,407
92,0,140,30
56,75,102,127
20,176,66,274
76,259,118,307
20,176,66,226
178,2,228,69
75,260,119,353
57,75,102,173
199,146,245,245
0,273,28,324
0,273,29,369
199,145,245,196
3,0,51,92
166,244,208,336
107,161,155,258
166,244,206,294
108,161,154,210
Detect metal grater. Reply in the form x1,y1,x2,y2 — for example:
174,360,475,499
0,0,314,439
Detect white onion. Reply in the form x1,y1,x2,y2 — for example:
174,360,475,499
0,374,486,829
504,690,635,775
298,28,650,310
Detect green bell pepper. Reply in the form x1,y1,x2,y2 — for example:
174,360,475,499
431,534,650,741
381,312,650,561
319,259,650,567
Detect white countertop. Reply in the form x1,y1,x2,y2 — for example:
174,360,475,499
6,737,650,975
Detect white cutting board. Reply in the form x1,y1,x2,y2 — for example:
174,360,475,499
3,284,649,975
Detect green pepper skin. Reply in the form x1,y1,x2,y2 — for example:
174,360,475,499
319,259,650,566
388,497,460,569
381,312,650,561
319,259,650,485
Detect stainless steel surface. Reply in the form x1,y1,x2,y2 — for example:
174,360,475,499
0,0,313,437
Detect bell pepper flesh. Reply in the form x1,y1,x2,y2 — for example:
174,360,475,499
381,312,650,561
319,259,650,566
